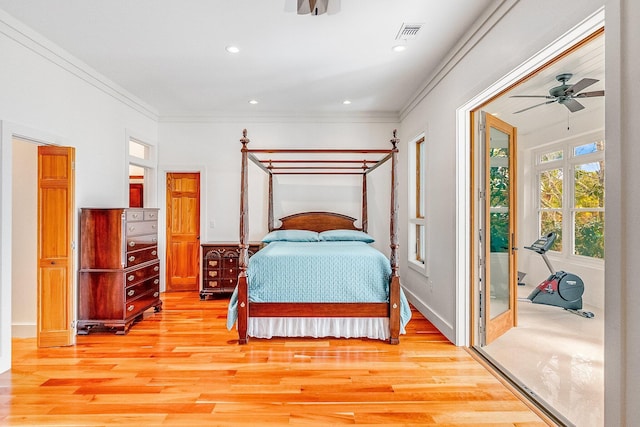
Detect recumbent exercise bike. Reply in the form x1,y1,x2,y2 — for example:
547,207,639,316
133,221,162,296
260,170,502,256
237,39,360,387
522,232,594,318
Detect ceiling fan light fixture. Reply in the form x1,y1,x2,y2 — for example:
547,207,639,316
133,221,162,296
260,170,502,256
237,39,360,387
342,100,351,105
225,45,240,54
248,99,258,105
297,0,329,15
511,72,604,114
392,45,407,52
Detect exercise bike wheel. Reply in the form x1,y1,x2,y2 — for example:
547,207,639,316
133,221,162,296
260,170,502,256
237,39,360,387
557,272,585,303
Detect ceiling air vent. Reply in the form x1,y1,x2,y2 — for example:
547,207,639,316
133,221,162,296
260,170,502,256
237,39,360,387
396,23,423,40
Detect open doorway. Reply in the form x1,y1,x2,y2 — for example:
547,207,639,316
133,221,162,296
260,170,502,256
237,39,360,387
11,137,75,347
471,30,604,427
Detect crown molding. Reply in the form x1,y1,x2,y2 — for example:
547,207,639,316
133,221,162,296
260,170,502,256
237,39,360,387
0,9,159,121
159,111,400,124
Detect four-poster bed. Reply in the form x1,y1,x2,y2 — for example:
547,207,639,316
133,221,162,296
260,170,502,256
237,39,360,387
227,129,410,344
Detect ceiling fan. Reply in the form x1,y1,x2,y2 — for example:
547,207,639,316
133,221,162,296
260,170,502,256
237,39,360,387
511,73,604,114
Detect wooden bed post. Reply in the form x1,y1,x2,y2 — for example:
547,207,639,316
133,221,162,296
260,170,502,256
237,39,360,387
268,169,274,231
389,129,401,344
238,129,250,344
362,169,368,233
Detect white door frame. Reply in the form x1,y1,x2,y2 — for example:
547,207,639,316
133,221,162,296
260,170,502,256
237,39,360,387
454,8,605,346
0,121,68,372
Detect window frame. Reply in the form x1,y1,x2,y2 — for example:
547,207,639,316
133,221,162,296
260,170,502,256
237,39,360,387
408,134,428,275
125,132,158,208
533,132,604,264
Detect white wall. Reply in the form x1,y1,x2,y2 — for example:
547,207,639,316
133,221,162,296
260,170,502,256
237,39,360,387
0,10,159,372
11,139,37,337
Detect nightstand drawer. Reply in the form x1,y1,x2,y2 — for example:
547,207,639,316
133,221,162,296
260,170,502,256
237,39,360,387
200,242,261,300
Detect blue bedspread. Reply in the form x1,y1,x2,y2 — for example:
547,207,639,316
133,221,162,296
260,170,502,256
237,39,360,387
226,241,411,330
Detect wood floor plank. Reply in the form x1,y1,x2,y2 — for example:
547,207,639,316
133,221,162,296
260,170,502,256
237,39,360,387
0,291,547,426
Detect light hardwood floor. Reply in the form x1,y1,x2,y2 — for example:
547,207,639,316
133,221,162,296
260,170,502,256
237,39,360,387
0,292,547,426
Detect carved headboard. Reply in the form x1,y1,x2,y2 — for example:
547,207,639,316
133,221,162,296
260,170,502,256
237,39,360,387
275,211,361,233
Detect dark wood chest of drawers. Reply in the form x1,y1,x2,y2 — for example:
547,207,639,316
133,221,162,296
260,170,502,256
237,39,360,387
78,208,162,334
200,242,260,300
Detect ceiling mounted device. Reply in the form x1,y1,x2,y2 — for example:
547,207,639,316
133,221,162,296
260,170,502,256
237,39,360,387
297,0,329,15
511,73,604,114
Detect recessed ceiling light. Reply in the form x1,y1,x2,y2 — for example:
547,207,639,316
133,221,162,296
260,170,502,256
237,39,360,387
225,45,240,54
392,45,407,52
343,100,352,105
249,99,258,105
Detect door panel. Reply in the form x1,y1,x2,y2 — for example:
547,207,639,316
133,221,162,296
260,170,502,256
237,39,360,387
166,173,200,291
37,146,75,347
481,113,518,345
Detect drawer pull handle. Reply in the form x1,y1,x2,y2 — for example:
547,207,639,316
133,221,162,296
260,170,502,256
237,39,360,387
152,225,157,230
154,266,159,272
128,256,136,262
154,279,159,285
210,281,218,287
209,271,218,277
148,213,156,218
128,290,135,297
152,237,157,242
129,241,136,247
209,261,218,267
132,213,139,218
153,291,159,298
128,275,135,282
127,305,134,312
129,226,135,232
152,250,157,256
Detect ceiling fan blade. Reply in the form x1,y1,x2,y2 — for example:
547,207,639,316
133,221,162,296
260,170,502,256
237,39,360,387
564,78,598,95
562,98,585,112
513,99,557,114
575,90,605,98
510,95,555,99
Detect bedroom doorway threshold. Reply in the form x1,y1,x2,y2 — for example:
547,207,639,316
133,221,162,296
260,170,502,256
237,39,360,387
468,346,572,427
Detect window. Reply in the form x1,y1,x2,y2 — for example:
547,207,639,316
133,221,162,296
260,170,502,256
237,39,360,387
535,137,604,259
126,135,157,208
409,135,426,271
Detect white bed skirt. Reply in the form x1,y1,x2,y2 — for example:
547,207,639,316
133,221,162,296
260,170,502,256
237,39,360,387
247,317,400,340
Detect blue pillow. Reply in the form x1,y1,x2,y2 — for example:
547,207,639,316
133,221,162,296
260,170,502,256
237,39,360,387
262,229,319,243
319,229,375,243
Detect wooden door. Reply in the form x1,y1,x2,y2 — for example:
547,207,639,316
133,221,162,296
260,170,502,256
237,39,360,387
480,113,518,345
166,173,200,291
37,146,75,347
129,183,143,207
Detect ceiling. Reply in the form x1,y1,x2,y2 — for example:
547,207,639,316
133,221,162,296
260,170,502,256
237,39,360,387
0,0,498,118
484,33,605,135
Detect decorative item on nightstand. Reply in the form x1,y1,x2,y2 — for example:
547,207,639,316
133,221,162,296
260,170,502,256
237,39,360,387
200,242,261,300
78,208,162,335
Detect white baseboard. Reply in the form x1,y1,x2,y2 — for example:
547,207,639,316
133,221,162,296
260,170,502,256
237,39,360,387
12,323,36,338
402,286,456,344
